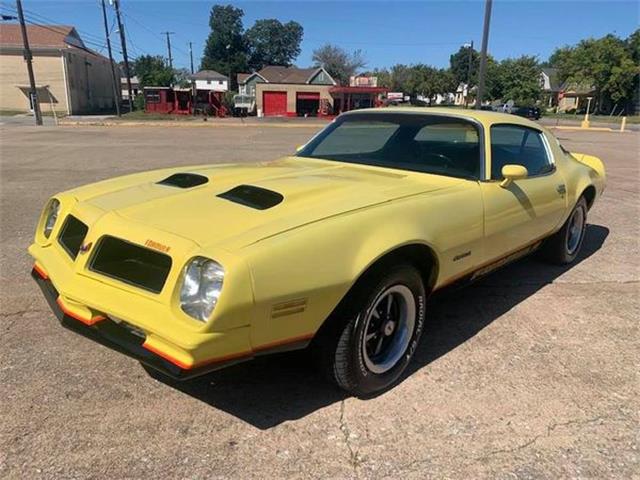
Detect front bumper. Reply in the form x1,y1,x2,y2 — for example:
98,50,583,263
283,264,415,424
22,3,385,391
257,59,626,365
31,266,253,380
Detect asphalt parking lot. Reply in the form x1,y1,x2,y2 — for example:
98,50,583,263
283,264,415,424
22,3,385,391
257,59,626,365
1,122,638,479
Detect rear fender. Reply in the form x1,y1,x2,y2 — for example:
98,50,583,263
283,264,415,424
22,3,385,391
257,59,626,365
569,152,606,201
570,152,606,184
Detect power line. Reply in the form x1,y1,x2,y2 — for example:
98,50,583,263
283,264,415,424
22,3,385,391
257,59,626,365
2,2,108,45
121,8,189,57
4,14,107,51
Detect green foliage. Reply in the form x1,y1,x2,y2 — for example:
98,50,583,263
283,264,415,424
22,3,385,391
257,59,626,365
201,5,248,89
627,29,640,64
200,5,306,89
450,45,479,86
173,68,193,88
493,55,542,105
132,55,174,88
312,44,367,85
550,32,638,109
245,19,303,70
365,64,455,100
133,93,145,111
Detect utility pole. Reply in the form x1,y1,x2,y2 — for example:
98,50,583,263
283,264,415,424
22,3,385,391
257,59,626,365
475,0,493,110
189,41,194,74
465,40,474,109
113,0,133,112
101,0,120,116
162,32,175,69
16,0,42,125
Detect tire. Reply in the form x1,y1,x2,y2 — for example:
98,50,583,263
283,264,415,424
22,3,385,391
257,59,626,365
541,197,588,264
315,263,426,397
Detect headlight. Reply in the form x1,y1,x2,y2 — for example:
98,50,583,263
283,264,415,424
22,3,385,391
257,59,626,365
179,257,224,321
43,198,60,238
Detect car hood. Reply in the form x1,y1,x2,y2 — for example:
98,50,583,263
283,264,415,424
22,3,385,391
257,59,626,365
73,157,460,250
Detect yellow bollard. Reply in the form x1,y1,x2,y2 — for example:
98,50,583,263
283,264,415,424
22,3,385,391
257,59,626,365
620,116,626,132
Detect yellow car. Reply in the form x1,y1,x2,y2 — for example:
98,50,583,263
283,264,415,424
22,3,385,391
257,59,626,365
29,108,605,396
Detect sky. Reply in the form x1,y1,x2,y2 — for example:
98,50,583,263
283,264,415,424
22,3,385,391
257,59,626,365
1,0,638,72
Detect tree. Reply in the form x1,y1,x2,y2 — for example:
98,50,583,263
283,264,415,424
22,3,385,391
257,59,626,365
493,56,542,105
132,55,174,88
627,29,640,64
395,64,455,99
450,45,479,87
367,68,392,89
201,5,248,89
550,33,637,111
173,68,193,88
312,44,367,85
245,19,303,70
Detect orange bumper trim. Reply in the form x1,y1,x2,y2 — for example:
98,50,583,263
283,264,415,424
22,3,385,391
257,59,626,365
142,332,315,371
33,263,49,280
55,297,106,326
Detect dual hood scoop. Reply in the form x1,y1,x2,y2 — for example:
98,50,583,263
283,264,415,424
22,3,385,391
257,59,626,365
217,185,283,210
157,173,208,188
157,174,282,210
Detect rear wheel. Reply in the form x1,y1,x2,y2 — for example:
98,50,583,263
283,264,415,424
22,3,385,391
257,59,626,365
316,264,426,397
541,197,588,264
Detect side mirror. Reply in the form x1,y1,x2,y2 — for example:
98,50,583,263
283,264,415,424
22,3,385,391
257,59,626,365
500,164,528,188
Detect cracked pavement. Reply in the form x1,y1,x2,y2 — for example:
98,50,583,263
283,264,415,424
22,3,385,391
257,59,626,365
0,123,638,479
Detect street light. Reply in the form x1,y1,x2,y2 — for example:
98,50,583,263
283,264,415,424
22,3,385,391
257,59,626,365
581,96,593,129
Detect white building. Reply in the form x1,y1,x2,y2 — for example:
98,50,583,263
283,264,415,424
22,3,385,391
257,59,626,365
121,75,140,100
190,70,228,92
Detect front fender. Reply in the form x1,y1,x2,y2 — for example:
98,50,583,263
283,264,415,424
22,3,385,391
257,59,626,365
243,184,483,347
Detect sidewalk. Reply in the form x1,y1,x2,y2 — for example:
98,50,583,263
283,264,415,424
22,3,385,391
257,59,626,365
539,117,638,132
58,115,331,128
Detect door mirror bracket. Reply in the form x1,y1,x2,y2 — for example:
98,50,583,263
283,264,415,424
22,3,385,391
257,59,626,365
500,164,529,188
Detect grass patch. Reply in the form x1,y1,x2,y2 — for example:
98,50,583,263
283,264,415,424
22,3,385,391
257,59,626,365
117,110,200,121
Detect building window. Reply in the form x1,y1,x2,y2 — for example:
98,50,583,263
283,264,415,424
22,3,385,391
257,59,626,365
219,80,223,85
145,92,161,104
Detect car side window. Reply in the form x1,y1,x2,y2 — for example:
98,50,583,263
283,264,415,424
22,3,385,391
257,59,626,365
490,125,553,179
413,122,480,178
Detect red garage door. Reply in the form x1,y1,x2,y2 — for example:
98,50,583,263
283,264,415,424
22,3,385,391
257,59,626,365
263,91,287,116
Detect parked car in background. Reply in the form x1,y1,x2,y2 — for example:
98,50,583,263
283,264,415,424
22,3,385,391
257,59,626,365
513,106,541,120
30,108,605,396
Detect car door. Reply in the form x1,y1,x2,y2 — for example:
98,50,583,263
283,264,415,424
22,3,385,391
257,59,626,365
480,124,567,263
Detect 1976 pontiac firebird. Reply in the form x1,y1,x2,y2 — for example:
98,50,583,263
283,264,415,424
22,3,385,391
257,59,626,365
30,108,605,396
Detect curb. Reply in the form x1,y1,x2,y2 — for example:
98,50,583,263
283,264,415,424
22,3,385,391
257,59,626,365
58,120,328,129
548,126,626,132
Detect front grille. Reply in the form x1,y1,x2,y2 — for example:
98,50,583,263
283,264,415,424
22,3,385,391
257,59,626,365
89,236,172,294
57,215,89,259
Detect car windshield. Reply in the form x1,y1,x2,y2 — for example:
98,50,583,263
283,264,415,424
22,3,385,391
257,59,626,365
297,113,481,179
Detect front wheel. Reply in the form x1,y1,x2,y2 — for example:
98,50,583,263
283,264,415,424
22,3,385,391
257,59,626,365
316,264,426,397
541,197,588,264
